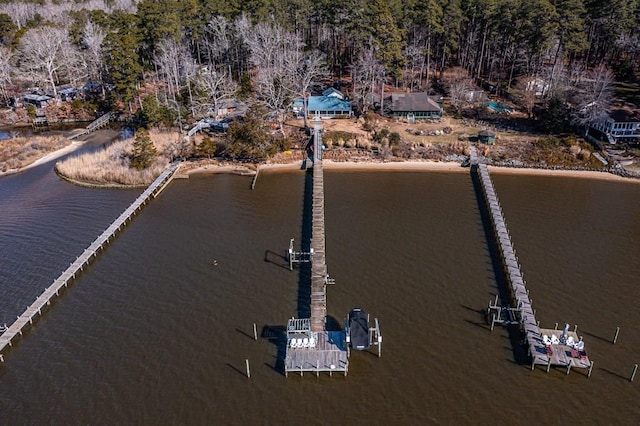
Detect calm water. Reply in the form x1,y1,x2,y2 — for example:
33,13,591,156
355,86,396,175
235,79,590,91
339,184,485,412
1,159,639,424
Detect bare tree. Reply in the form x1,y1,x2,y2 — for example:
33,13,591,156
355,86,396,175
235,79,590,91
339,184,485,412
446,68,474,115
0,2,37,30
19,26,74,97
352,46,385,113
289,50,329,127
154,39,200,127
193,68,237,118
242,21,299,134
0,47,12,104
83,20,106,85
570,65,615,134
202,16,233,68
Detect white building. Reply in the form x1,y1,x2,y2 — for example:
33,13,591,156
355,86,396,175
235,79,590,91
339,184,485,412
590,110,640,143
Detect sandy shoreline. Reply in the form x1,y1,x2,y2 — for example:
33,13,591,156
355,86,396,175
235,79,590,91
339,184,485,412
186,159,640,183
0,140,84,178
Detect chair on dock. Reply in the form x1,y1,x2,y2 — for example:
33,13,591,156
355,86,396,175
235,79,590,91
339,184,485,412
302,338,309,348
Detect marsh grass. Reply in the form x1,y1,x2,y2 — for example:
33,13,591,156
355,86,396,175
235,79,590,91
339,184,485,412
56,130,180,186
1,135,70,172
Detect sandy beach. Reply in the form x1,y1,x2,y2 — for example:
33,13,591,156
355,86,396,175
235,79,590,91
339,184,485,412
0,141,80,178
185,158,640,184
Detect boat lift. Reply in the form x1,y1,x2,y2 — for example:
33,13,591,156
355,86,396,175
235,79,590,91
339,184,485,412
487,294,522,331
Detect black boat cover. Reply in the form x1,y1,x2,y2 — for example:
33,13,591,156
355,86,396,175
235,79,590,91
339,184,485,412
349,308,370,350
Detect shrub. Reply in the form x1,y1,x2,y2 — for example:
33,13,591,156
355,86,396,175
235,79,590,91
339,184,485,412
388,132,401,145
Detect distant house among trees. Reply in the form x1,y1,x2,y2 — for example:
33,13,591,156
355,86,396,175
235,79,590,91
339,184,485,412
304,88,352,119
590,109,640,144
390,93,443,121
22,94,52,108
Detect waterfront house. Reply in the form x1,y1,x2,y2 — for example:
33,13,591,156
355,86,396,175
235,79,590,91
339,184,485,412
390,92,443,121
300,88,352,119
22,94,52,108
590,109,640,144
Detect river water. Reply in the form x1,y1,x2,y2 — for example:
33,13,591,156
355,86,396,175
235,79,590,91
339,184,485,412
0,153,639,424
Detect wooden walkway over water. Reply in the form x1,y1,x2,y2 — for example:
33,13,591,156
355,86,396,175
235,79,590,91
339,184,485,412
470,147,592,375
285,118,348,376
0,162,180,362
68,112,113,140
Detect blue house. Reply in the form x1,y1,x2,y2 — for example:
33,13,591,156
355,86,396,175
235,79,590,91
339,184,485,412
294,88,352,119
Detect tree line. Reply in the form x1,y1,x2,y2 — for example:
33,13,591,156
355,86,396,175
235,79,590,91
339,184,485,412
0,0,638,130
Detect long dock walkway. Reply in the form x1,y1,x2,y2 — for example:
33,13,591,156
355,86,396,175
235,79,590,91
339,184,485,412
0,162,180,362
285,118,348,376
310,153,327,332
470,147,591,374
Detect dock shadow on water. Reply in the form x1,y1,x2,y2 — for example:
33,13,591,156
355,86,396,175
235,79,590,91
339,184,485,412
261,169,315,375
260,325,287,374
470,165,529,365
295,168,314,319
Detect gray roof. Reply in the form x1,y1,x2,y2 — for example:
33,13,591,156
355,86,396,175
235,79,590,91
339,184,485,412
479,129,496,137
391,93,442,113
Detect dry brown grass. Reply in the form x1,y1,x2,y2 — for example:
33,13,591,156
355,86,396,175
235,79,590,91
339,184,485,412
55,130,180,186
0,135,71,172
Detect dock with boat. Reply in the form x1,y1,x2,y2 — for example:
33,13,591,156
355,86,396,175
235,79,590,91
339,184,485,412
284,118,381,377
470,147,593,376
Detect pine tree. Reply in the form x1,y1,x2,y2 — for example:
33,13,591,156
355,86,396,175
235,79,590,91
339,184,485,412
131,128,157,170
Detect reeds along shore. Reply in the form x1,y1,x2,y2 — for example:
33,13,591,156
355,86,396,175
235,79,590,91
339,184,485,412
0,135,70,173
55,131,178,186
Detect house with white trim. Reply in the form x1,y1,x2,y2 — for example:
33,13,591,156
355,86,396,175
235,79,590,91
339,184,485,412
590,109,640,144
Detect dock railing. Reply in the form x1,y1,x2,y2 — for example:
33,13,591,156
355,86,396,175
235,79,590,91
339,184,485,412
0,161,180,362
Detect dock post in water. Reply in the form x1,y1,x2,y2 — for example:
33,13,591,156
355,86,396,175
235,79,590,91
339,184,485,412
613,326,620,344
245,359,251,378
630,364,638,382
253,323,257,340
251,167,260,190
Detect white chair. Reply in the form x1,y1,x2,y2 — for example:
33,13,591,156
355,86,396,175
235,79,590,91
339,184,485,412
302,338,309,348
543,335,551,346
290,338,298,348
575,340,585,351
550,334,560,345
309,336,316,348
566,336,575,347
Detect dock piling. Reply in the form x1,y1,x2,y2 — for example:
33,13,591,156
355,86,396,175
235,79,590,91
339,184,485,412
588,361,594,378
245,359,251,378
613,326,620,344
253,323,257,340
630,364,638,382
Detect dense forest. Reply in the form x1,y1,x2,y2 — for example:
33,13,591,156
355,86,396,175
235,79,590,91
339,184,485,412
0,0,638,130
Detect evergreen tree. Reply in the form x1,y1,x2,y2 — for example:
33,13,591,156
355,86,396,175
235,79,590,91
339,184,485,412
103,13,142,108
131,128,157,170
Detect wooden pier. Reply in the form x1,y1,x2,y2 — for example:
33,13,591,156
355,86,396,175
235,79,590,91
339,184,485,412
284,118,349,376
0,162,180,362
68,112,113,140
470,147,591,375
